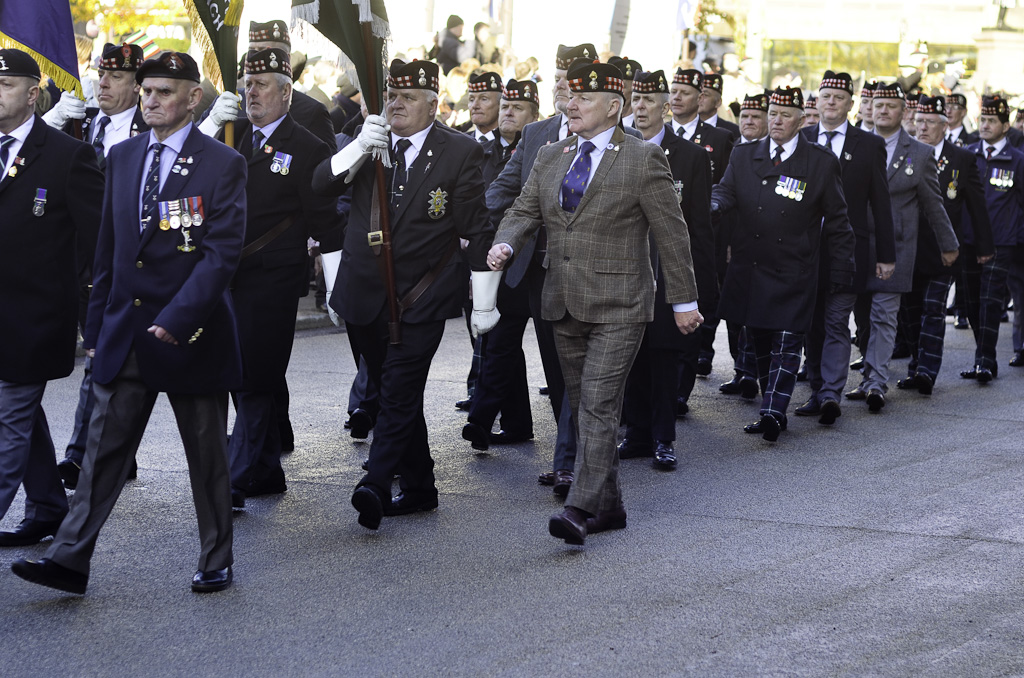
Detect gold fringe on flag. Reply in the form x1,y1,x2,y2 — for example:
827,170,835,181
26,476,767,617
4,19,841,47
0,31,83,96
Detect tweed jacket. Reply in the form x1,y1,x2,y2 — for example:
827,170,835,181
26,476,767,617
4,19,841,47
494,126,697,324
866,128,957,294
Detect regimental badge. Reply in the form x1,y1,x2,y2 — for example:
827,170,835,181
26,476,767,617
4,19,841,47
270,151,293,175
418,68,427,87
177,228,196,253
843,151,853,162
8,156,24,178
0,55,7,71
589,71,598,90
270,52,279,70
168,54,182,71
625,63,633,78
775,176,806,202
947,170,959,199
427,187,448,220
122,44,132,68
130,123,140,137
673,180,684,203
937,155,949,174
273,23,282,40
32,188,47,216
583,48,590,57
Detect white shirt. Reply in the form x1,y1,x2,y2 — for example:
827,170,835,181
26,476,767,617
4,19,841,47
983,136,1007,158
558,114,569,141
672,116,699,141
930,139,943,162
473,127,496,143
770,134,800,164
646,125,666,147
817,120,848,159
391,124,432,169
947,125,965,143
0,115,34,178
704,113,720,127
252,114,286,151
138,123,193,222
91,105,139,156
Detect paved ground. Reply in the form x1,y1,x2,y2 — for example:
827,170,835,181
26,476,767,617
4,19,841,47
3,308,1024,677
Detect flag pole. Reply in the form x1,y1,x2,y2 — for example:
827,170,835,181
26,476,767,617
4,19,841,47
360,22,402,344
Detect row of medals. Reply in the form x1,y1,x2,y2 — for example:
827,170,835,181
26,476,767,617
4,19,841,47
990,170,1015,188
775,177,805,202
160,199,203,231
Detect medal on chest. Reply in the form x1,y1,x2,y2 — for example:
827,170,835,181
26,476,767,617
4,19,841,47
947,170,959,200
775,175,805,202
32,188,46,216
270,151,293,175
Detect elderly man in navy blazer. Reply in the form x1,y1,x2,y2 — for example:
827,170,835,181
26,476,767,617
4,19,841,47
12,52,247,596
0,49,103,548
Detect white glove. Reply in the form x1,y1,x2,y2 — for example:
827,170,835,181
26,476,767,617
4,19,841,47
470,270,502,337
356,114,389,154
42,91,87,128
320,250,342,327
198,91,241,137
330,114,392,180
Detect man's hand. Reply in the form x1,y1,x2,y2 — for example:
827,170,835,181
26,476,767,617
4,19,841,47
42,91,86,128
86,349,96,358
198,91,241,136
356,114,389,154
978,254,994,264
487,243,512,271
147,325,179,345
674,309,704,335
876,262,895,280
941,249,959,267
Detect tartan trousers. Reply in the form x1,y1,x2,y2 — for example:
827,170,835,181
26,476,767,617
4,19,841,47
962,247,1014,370
749,328,804,419
900,274,954,380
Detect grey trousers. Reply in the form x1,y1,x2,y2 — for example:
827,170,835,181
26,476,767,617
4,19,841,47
860,292,902,393
0,380,68,524
554,315,645,516
46,352,233,576
809,291,857,403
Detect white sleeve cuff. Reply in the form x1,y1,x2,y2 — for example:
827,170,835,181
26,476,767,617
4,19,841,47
672,301,699,313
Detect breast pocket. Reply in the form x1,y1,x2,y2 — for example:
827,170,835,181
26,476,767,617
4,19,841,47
594,258,639,275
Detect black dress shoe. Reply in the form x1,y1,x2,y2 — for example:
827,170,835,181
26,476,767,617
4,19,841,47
57,459,80,490
585,506,627,533
616,438,653,459
818,398,841,425
279,420,294,453
245,472,287,498
384,492,439,516
896,376,916,390
845,386,867,400
0,518,65,547
739,377,759,400
794,396,820,416
343,416,352,430
490,429,533,445
976,367,994,384
348,408,374,440
866,389,885,412
695,357,712,376
455,398,472,411
954,316,969,329
796,365,808,382
719,373,744,394
915,373,934,395
744,414,787,436
538,386,549,395
850,357,865,371
760,414,781,441
553,470,573,497
360,458,369,471
675,398,689,417
191,566,232,593
960,367,978,379
549,507,589,545
12,558,87,594
537,471,555,486
461,422,490,451
1010,352,1024,367
652,441,677,470
351,486,383,530
231,490,245,509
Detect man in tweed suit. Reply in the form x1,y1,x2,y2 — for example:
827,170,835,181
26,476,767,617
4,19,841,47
488,61,700,546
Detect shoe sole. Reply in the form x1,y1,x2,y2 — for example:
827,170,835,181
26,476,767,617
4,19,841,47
384,501,438,517
548,517,585,545
11,561,87,595
351,490,383,530
191,579,232,593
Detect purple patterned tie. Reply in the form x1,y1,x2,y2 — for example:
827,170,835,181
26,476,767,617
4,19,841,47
561,140,596,213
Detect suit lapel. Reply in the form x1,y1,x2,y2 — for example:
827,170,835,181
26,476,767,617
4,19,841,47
570,127,624,221
392,122,445,226
752,138,779,179
887,129,911,180
0,114,46,196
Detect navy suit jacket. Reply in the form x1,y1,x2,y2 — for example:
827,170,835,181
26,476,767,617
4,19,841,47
85,124,248,392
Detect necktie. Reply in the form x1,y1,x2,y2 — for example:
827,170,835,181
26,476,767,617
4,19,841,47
391,138,412,208
986,145,995,160
772,145,783,166
0,135,15,170
946,132,953,143
252,130,265,158
561,140,596,213
141,143,163,233
823,130,838,149
92,117,111,162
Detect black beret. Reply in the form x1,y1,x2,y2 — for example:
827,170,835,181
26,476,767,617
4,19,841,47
245,48,292,78
135,52,201,84
917,95,946,115
873,82,905,101
741,92,769,112
0,48,41,80
945,93,967,107
249,20,290,46
981,95,1010,122
566,61,624,98
387,59,439,93
555,43,596,70
702,72,723,94
99,43,144,71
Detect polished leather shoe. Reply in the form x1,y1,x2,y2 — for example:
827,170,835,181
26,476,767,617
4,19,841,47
348,408,374,440
537,471,555,486
1011,351,1024,367
866,389,885,412
361,458,369,471
351,486,383,530
230,490,245,510
191,566,232,593
744,414,787,438
12,558,87,594
845,386,867,400
461,422,490,451
57,459,80,490
0,518,64,547
818,398,841,425
245,468,287,498
384,492,438,516
549,506,589,545
455,398,472,411
794,396,820,416
652,441,677,470
796,365,808,382
675,398,689,417
915,373,934,395
976,367,994,384
954,316,969,329
719,373,744,394
739,377,759,400
616,438,653,459
553,470,573,497
850,357,865,371
343,416,352,430
490,429,533,445
695,357,712,376
585,506,627,533
759,414,781,441
896,376,916,390
960,367,978,379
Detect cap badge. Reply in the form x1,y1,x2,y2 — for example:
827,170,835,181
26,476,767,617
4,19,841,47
167,55,182,71
589,71,598,90
273,23,282,40
269,53,279,69
418,68,427,87
583,48,590,57
625,64,632,77
122,44,132,68
0,56,7,71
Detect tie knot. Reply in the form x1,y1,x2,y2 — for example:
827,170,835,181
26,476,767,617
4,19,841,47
987,145,996,156
97,116,111,129
0,135,14,148
824,130,838,141
150,142,163,156
395,138,412,154
580,140,596,155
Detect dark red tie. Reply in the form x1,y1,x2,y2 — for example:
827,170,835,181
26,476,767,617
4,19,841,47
772,146,783,166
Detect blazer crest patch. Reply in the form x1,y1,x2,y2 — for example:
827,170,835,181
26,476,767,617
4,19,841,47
427,187,448,219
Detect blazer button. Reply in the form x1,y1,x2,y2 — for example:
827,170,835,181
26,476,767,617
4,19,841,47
567,227,573,233
133,299,141,307
761,179,767,185
754,233,760,239
781,210,786,216
563,256,570,261
777,238,783,244
136,261,143,268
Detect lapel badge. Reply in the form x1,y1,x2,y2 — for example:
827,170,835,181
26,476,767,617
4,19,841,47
8,156,24,177
264,145,273,154
843,151,852,161
564,145,575,154
177,227,197,253
427,187,448,220
32,188,47,216
673,181,684,203
427,149,433,157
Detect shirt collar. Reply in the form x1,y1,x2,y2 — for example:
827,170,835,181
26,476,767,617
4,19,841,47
986,136,1008,156
577,125,617,152
646,125,666,147
931,139,944,161
147,122,193,155
253,114,287,143
679,116,699,137
821,120,849,136
772,133,800,158
704,113,719,127
100,105,138,132
948,125,963,138
393,123,432,154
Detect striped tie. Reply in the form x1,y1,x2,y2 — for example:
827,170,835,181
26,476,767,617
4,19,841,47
141,143,163,233
92,117,111,163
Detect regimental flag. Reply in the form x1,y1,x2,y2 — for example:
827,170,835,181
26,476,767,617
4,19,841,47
291,0,390,114
0,0,81,94
183,0,244,93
